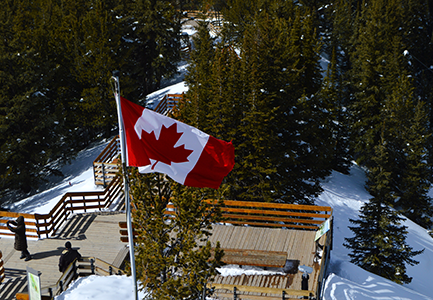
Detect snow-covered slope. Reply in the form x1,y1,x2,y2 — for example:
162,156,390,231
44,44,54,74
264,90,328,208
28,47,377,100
317,166,433,299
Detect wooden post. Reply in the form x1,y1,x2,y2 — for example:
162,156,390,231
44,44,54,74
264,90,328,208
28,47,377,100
102,163,106,187
34,216,41,239
0,250,4,283
90,258,95,274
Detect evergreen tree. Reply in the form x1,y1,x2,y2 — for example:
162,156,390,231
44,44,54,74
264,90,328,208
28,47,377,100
183,20,216,129
0,0,69,195
124,0,182,100
344,133,424,284
73,0,123,138
396,99,433,228
229,16,278,201
348,0,394,169
130,169,224,299
348,0,433,228
317,47,352,174
182,1,334,204
271,5,333,204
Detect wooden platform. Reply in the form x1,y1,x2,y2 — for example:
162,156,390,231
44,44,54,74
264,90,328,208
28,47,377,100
208,225,318,268
119,199,332,299
0,212,126,297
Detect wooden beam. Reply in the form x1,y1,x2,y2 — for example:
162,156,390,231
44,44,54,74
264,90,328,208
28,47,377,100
209,283,314,297
212,291,305,300
16,293,51,300
216,249,287,268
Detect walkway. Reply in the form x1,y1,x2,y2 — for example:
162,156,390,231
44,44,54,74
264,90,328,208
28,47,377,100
0,212,126,300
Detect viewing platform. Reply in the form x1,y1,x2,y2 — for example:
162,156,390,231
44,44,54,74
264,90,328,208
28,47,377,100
0,212,128,300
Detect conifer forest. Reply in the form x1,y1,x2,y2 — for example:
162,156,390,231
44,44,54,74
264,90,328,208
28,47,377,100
1,0,433,232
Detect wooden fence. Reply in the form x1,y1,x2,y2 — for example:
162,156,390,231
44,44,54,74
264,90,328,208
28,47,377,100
119,200,333,240
93,136,121,187
203,200,333,230
153,93,184,115
0,175,123,239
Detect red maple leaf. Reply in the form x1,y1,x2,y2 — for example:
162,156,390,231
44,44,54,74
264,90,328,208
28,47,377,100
141,123,193,169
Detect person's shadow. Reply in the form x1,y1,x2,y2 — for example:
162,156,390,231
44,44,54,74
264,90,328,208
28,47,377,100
54,214,96,240
30,247,80,260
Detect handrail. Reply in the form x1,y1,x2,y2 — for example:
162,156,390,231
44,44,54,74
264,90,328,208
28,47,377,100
0,175,124,239
93,136,121,187
119,200,333,237
37,256,125,298
153,93,183,115
209,283,314,299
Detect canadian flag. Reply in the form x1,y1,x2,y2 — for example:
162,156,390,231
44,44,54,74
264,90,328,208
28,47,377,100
120,97,235,189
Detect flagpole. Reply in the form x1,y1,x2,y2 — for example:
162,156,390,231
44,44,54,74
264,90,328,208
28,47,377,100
111,70,138,300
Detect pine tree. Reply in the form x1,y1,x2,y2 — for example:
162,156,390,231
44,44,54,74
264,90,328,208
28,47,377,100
73,0,123,138
397,99,433,228
344,132,424,284
230,16,278,201
129,169,224,299
348,0,433,228
183,20,216,129
349,0,392,169
272,5,332,204
0,0,68,194
182,1,334,204
124,0,182,100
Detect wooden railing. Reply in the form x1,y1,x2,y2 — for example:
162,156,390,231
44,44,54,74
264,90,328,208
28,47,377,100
119,200,332,239
153,93,183,115
93,136,121,187
208,283,313,300
16,256,125,299
0,175,123,239
183,10,222,21
0,250,4,283
203,200,333,230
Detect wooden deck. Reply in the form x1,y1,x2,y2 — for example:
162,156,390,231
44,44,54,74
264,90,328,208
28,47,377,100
0,212,127,300
208,225,318,267
120,199,332,300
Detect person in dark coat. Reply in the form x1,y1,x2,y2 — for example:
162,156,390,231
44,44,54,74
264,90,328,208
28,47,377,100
59,241,82,273
7,216,32,261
